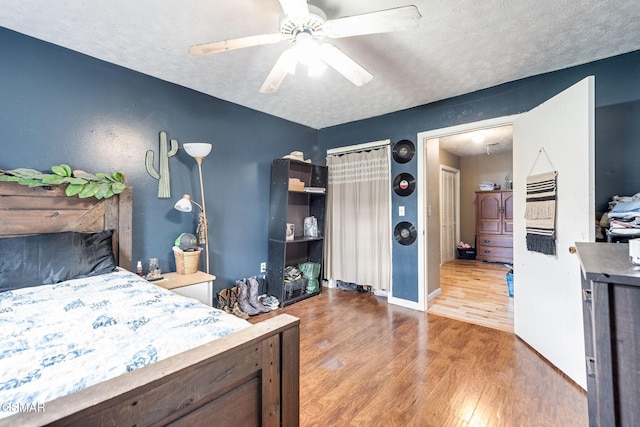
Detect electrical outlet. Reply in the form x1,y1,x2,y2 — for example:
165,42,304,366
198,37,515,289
260,262,267,273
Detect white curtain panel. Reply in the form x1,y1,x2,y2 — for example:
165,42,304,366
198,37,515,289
325,147,391,290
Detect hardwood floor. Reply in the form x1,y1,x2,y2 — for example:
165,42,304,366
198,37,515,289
251,287,587,426
429,260,514,333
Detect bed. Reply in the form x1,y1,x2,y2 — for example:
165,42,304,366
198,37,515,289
0,181,300,426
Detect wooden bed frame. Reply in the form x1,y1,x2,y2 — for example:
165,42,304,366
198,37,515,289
0,182,300,426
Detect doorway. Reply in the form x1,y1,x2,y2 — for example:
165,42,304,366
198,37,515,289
427,126,514,331
416,77,594,389
440,165,459,264
416,115,519,313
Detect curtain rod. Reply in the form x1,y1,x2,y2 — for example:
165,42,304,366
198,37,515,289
326,139,391,157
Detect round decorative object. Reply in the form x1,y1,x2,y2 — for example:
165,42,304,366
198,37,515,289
394,221,417,245
392,139,415,163
393,173,416,196
174,233,199,251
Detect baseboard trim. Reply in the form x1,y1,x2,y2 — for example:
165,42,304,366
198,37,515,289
427,288,442,302
388,295,424,311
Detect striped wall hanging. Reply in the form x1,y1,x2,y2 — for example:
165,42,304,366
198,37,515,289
525,170,558,255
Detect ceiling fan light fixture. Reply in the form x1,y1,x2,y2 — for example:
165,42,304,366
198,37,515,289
279,5,326,37
194,2,422,93
472,132,486,143
294,33,320,62
307,58,327,77
294,32,326,77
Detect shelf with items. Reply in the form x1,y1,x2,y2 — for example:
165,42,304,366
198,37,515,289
268,158,327,307
271,235,324,244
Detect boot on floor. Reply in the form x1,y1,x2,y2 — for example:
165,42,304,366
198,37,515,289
236,280,261,316
216,289,232,314
247,276,271,313
228,287,249,319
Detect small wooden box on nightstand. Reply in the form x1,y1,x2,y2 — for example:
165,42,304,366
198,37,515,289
153,271,216,306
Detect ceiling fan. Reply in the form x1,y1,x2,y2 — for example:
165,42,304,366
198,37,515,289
188,0,422,93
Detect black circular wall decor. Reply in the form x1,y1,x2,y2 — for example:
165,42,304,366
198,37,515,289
394,221,417,245
393,173,416,196
392,139,415,163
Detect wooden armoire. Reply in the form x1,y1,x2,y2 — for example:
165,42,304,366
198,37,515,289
475,190,513,263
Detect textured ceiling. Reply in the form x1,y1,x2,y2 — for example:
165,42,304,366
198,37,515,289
439,125,512,157
1,1,639,129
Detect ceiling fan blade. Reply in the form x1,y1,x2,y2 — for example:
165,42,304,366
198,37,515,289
323,5,422,38
189,33,284,55
260,48,298,93
318,43,373,87
278,0,309,20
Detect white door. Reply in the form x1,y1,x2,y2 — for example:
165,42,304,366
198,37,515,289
440,167,459,264
512,77,594,389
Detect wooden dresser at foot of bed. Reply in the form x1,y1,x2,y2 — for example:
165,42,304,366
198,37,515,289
476,190,513,263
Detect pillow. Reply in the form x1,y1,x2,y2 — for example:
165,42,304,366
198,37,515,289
0,230,116,293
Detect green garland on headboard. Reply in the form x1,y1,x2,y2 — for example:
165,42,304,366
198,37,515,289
0,164,126,199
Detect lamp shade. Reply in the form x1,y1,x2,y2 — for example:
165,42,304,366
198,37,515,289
174,195,193,212
183,143,212,158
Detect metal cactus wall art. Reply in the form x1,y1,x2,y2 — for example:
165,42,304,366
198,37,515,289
146,131,178,198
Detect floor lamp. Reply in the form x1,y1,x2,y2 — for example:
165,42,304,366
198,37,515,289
175,143,212,274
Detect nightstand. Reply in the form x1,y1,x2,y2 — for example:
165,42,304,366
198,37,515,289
153,271,216,306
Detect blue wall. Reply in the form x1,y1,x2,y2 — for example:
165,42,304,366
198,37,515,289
390,152,419,301
317,50,640,302
595,100,640,211
3,24,640,305
0,27,317,296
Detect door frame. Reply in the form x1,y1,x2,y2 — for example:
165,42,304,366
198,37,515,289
439,165,460,265
417,114,521,310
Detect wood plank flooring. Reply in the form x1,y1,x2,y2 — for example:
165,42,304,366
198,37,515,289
251,287,587,426
429,260,514,333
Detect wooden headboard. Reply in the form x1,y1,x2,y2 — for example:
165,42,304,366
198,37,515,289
0,181,133,270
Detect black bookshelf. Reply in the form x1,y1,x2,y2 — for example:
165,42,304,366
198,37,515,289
267,158,327,307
